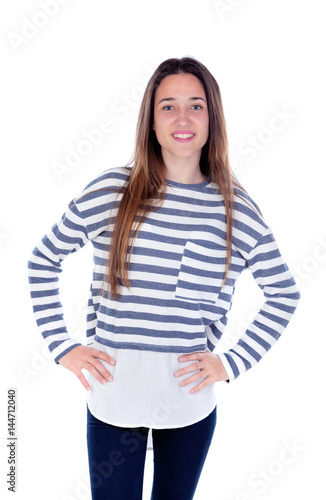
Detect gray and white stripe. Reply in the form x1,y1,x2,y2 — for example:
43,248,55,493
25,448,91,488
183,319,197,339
28,166,300,381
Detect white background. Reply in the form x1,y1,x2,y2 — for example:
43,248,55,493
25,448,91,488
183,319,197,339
1,1,325,499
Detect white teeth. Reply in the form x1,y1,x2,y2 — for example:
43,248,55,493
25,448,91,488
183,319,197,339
173,134,194,139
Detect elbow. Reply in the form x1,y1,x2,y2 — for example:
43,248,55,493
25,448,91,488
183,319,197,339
293,291,301,311
27,247,42,282
27,253,34,274
294,288,301,302
290,283,301,312
27,248,37,273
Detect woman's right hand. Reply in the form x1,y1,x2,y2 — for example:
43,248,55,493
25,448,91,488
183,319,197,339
58,345,116,391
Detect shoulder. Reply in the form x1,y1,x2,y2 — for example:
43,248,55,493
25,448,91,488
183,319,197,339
233,186,267,226
233,186,262,216
74,165,132,206
232,185,270,247
80,165,131,194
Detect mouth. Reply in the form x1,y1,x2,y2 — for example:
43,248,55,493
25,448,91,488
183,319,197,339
171,131,195,143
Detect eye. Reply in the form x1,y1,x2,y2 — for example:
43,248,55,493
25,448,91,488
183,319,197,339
163,105,174,111
192,104,203,110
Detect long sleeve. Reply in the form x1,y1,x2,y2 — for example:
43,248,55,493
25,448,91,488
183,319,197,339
28,166,300,378
28,199,89,363
218,227,300,381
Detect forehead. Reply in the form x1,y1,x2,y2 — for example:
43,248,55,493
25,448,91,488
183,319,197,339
155,73,206,101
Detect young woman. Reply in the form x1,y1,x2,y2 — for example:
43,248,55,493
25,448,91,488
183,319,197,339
28,57,300,500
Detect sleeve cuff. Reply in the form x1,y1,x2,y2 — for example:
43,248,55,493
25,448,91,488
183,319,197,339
54,342,82,364
216,353,236,383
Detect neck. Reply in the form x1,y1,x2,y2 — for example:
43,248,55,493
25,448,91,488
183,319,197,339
162,151,207,185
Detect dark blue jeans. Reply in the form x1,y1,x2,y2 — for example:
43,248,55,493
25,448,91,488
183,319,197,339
87,404,217,500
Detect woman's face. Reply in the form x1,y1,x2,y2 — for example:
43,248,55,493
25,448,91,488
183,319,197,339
153,73,209,167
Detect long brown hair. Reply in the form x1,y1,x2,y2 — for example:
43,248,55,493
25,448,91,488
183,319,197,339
106,57,243,299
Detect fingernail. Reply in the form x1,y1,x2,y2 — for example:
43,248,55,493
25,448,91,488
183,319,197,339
175,371,180,377
108,376,113,382
101,379,107,385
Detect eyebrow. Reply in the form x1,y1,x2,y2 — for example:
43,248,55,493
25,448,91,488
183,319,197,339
157,96,206,105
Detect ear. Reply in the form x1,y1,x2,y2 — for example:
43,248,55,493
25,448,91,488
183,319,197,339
152,123,155,131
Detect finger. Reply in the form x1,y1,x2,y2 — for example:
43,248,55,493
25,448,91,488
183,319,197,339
89,358,114,381
175,362,203,377
189,378,209,394
85,362,113,385
75,370,91,391
91,349,116,366
178,371,207,387
178,352,204,362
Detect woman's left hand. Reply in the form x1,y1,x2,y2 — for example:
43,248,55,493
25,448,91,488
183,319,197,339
174,350,229,394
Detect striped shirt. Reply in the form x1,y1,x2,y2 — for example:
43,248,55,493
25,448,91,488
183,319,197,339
28,165,300,384
28,165,300,431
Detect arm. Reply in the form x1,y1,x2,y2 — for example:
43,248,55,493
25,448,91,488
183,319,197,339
176,228,300,390
27,198,115,389
28,199,88,363
218,227,301,381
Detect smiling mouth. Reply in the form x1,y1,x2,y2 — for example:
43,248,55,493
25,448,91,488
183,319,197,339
173,133,194,139
172,133,195,142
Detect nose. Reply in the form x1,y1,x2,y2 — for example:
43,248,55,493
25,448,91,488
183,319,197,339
176,107,190,127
